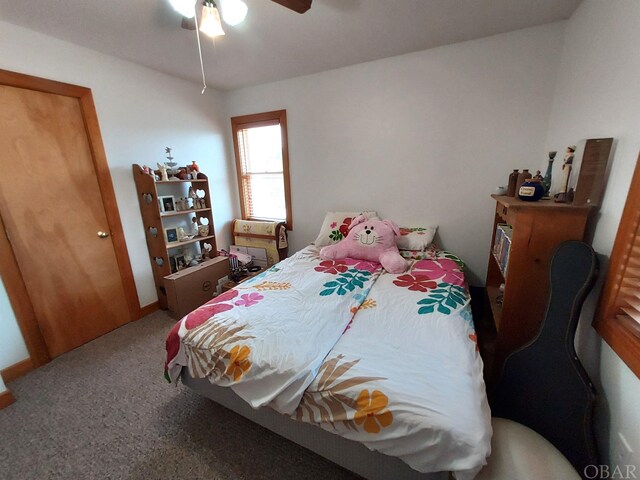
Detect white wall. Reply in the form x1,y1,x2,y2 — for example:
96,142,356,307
0,278,28,369
542,0,640,469
0,21,239,370
224,22,565,285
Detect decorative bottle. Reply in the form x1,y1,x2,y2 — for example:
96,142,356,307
515,169,532,197
507,169,519,197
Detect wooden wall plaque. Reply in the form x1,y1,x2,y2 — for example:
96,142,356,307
573,137,613,206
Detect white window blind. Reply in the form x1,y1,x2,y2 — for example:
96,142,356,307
613,216,640,327
236,123,286,222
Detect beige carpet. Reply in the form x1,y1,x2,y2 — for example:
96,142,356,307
0,311,359,480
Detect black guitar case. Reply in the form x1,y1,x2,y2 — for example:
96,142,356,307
490,240,599,476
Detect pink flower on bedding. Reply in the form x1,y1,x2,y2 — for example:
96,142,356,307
184,289,238,330
330,221,338,228
235,292,264,307
315,259,350,274
344,258,380,273
392,274,437,292
166,289,240,373
413,259,464,286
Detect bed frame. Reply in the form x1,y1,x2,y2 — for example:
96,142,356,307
182,372,446,480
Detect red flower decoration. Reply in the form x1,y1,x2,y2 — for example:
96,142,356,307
339,217,353,237
399,227,412,236
392,274,437,292
165,320,182,368
315,259,350,274
184,289,238,330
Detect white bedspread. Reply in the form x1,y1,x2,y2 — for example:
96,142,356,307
166,245,382,414
165,247,491,478
294,251,492,479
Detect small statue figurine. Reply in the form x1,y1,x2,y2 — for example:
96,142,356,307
542,151,556,198
555,145,576,203
533,170,543,181
156,163,169,182
191,216,199,236
177,227,187,242
165,147,174,163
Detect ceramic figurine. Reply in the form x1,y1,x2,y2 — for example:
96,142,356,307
191,216,199,235
157,163,169,182
177,227,187,241
198,224,209,237
191,160,199,172
542,151,556,198
534,170,543,181
555,145,576,203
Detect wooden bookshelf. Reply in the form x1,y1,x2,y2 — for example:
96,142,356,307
486,195,591,375
132,164,219,309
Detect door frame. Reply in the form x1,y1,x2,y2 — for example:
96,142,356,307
0,69,142,366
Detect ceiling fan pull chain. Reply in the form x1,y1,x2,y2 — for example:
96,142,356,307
194,4,208,94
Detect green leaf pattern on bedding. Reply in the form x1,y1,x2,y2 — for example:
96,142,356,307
417,283,468,315
320,269,373,296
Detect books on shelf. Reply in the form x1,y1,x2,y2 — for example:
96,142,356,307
493,223,512,276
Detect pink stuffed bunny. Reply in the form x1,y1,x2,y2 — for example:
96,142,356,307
320,215,408,273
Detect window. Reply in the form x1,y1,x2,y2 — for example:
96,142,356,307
231,110,292,229
594,152,640,378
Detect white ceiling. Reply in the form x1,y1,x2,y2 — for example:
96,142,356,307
0,0,581,91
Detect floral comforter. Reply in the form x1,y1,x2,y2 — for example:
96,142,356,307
165,245,382,414
165,246,491,478
294,250,491,480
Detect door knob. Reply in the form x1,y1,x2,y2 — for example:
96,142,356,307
97,231,110,238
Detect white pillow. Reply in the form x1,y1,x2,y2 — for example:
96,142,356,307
313,211,378,247
396,225,438,251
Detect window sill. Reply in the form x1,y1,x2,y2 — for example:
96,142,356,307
594,315,640,379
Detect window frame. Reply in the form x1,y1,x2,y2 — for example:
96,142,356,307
593,152,640,379
231,109,293,230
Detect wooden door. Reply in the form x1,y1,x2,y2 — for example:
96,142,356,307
0,85,132,357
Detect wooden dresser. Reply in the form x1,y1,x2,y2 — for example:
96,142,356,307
486,195,591,373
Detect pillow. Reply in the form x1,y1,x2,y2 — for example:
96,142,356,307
396,225,438,251
313,211,378,247
399,243,439,260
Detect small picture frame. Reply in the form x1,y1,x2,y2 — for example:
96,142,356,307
174,254,187,271
169,255,178,273
159,195,176,213
165,227,179,243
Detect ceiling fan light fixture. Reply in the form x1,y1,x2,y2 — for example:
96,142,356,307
219,0,248,26
168,0,196,19
199,1,226,38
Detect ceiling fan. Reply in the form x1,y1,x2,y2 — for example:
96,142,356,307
167,0,312,93
170,0,312,32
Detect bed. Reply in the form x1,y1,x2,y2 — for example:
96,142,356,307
165,244,491,480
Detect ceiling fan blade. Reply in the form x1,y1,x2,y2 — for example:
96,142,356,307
270,0,312,14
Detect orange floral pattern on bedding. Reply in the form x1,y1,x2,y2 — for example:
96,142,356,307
226,345,252,381
354,389,394,434
295,354,393,435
